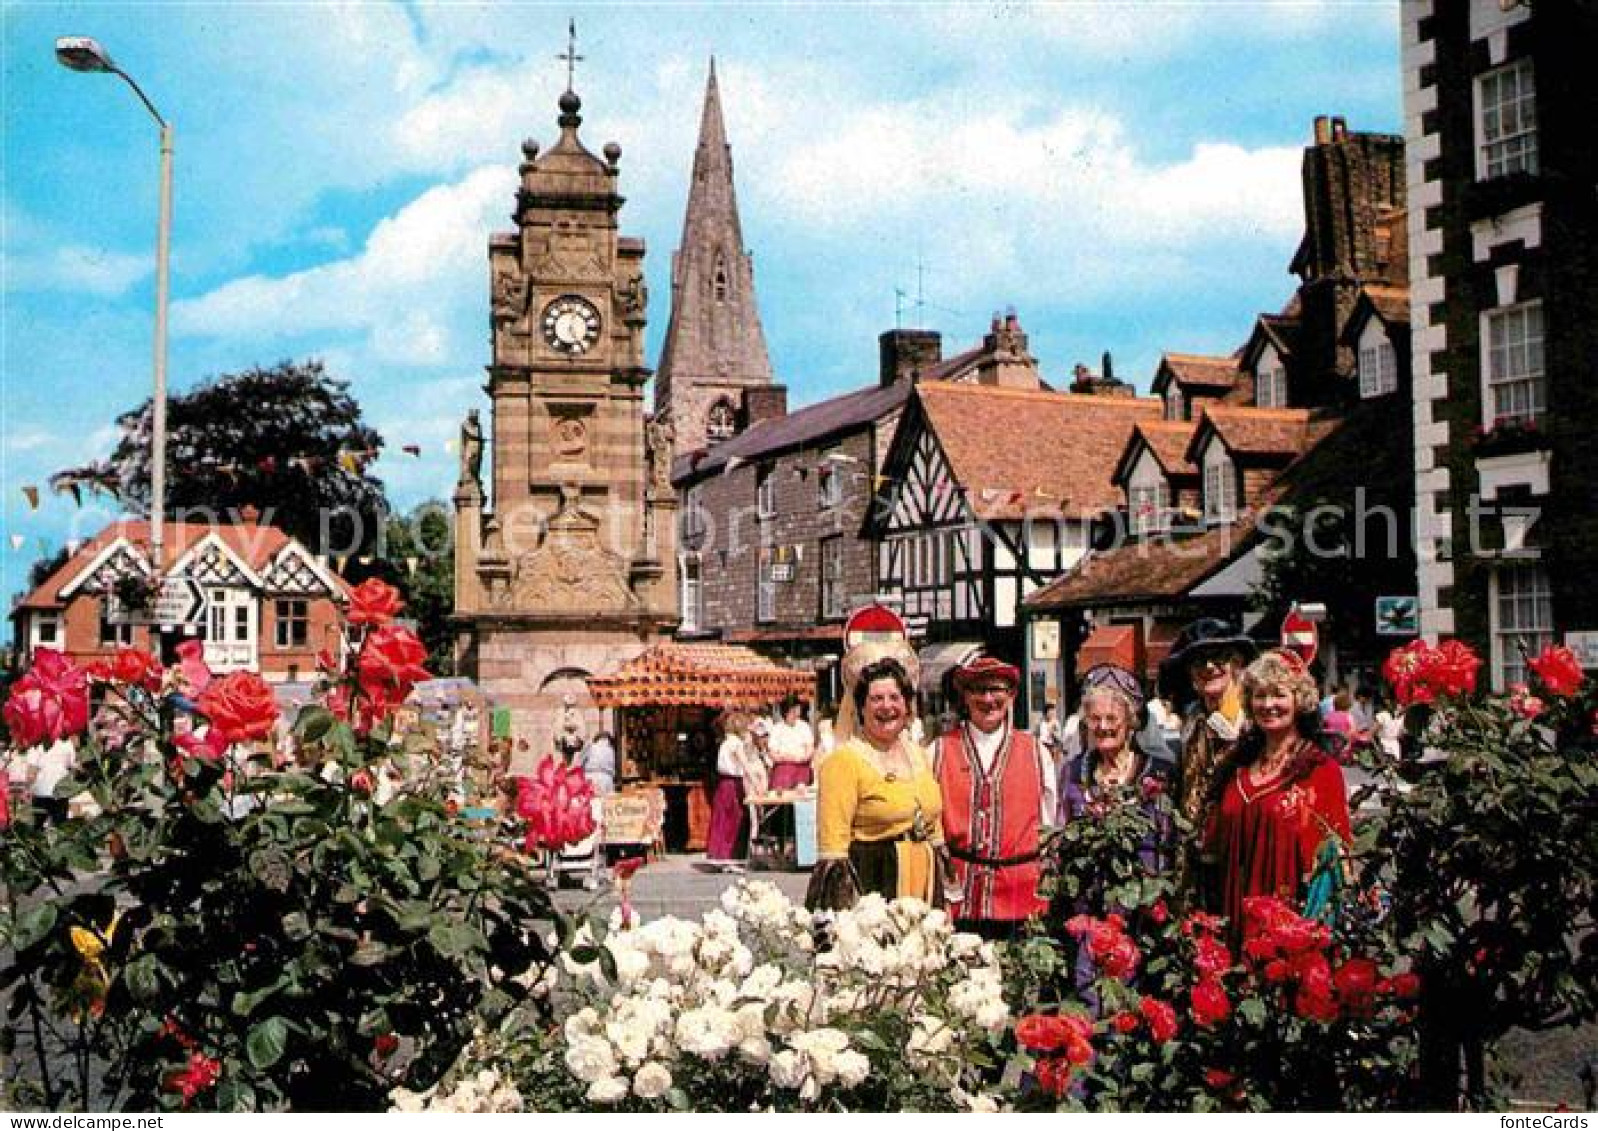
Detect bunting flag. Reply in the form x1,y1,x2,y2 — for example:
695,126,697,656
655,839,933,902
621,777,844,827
402,445,421,457
357,555,374,566
338,452,359,474
66,539,82,555
405,556,420,575
9,534,25,551
65,483,83,507
22,485,39,510
445,439,457,454
334,555,349,573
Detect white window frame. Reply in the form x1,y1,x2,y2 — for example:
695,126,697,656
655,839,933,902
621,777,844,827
1129,483,1169,535
274,598,309,649
1359,339,1398,399
33,612,61,649
757,547,776,623
99,605,134,648
679,554,703,633
820,536,847,620
817,464,842,510
1476,59,1538,180
1481,301,1546,426
682,486,707,541
1202,444,1237,525
1164,389,1184,421
1256,363,1287,409
1491,563,1552,690
756,469,777,520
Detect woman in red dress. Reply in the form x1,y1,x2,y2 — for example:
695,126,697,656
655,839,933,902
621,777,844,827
1204,650,1351,929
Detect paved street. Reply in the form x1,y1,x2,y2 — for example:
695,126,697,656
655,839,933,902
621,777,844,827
549,852,810,922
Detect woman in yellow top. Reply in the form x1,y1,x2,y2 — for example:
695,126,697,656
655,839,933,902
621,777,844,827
805,656,946,910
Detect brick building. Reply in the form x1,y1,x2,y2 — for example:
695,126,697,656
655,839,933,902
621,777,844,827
11,516,347,680
1026,116,1416,697
1402,0,1598,687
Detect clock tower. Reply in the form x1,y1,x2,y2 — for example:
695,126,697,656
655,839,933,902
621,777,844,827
454,81,678,759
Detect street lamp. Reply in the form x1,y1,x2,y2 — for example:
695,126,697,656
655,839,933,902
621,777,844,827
55,36,173,571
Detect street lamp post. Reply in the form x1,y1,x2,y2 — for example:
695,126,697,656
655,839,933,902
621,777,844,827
55,36,172,572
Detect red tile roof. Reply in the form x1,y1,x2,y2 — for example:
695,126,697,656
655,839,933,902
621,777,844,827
1161,352,1242,391
1185,406,1325,463
18,519,303,610
917,383,1162,518
1024,518,1258,610
586,642,816,709
1117,420,1200,484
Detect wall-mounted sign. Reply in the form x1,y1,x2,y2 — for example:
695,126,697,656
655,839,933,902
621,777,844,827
1032,620,1060,661
1563,632,1598,670
1375,596,1419,636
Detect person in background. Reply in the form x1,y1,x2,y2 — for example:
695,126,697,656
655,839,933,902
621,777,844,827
26,737,76,824
576,731,617,797
745,719,773,798
808,655,946,910
767,696,816,790
935,656,1052,940
1350,686,1377,737
1372,694,1404,759
1157,618,1258,908
815,717,836,762
1204,650,1352,928
706,712,755,873
1322,691,1357,741
1038,702,1063,764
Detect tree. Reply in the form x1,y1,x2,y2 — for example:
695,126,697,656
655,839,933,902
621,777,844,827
372,502,456,676
55,360,387,554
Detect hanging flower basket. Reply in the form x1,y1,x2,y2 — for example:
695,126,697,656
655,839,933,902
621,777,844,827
111,571,163,615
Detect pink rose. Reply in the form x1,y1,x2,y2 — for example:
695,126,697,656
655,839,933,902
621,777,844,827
4,648,90,749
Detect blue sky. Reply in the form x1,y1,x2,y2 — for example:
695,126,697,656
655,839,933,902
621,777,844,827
2,1,1400,600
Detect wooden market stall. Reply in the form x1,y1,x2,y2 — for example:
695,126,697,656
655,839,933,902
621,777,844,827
587,643,816,853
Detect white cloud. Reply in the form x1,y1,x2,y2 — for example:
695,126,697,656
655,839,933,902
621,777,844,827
4,245,151,297
172,165,513,353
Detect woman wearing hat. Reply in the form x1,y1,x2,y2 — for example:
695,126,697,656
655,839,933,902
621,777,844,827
1158,619,1257,906
806,649,947,911
1057,666,1173,898
935,655,1053,940
1203,650,1351,927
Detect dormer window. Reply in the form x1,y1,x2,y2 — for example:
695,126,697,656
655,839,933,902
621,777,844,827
1125,450,1169,535
1256,362,1287,409
1164,389,1185,421
1359,333,1398,399
1202,443,1237,524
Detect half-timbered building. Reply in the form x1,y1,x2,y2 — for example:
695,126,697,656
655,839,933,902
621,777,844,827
11,514,348,680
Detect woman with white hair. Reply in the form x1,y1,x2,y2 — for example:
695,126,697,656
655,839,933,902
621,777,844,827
1203,650,1352,926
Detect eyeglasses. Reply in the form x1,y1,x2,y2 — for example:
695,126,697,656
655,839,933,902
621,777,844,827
1190,655,1239,675
967,685,1012,698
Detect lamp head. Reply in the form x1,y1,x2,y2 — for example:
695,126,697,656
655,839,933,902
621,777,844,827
55,36,115,73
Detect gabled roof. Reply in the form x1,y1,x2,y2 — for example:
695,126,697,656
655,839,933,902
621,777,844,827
1185,406,1326,464
16,519,324,611
1339,283,1411,346
1240,311,1302,370
1151,352,1243,397
1025,518,1257,610
1114,421,1201,485
674,379,911,483
915,383,1161,518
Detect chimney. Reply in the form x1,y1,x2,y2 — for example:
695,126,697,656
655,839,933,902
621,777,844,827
1313,115,1331,145
879,328,942,387
1331,116,1347,142
744,385,788,426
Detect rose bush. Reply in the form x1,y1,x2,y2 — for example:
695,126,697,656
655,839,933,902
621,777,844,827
0,581,572,1111
398,882,1013,1113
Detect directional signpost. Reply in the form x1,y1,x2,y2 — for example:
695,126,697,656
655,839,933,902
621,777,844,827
110,578,206,626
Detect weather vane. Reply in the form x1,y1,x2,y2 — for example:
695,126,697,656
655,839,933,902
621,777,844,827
557,19,584,92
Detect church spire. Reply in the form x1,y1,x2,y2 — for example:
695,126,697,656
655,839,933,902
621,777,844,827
655,59,779,457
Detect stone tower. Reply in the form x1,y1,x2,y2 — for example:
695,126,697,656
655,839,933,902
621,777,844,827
654,60,784,459
453,81,678,760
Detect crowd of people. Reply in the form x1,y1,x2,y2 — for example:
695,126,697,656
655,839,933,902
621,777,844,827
792,616,1364,942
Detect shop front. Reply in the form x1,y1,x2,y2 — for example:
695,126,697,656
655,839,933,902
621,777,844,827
587,643,816,854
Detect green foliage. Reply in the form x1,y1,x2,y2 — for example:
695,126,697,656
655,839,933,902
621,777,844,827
374,503,456,676
54,358,388,554
1,682,560,1111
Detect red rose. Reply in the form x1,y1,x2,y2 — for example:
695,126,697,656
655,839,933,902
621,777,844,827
357,625,431,706
175,728,229,763
1015,1013,1088,1054
1035,1056,1076,1098
1190,978,1231,1027
198,671,280,744
1094,932,1142,981
516,759,596,851
1333,957,1381,1017
1194,934,1233,977
1507,683,1546,720
1204,1068,1237,1090
1148,899,1170,925
1293,956,1339,1022
1139,996,1179,1043
347,578,404,627
4,648,90,749
1431,639,1481,698
374,1033,399,1058
1527,644,1584,698
164,1051,222,1105
1111,1010,1139,1035
1383,640,1437,708
350,769,375,796
1384,971,1421,1000
92,647,163,692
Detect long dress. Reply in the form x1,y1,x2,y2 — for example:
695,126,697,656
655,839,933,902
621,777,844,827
935,723,1048,927
705,735,751,863
768,718,815,790
1204,742,1352,928
806,737,943,909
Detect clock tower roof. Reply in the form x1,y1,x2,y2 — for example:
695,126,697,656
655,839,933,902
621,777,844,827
517,87,621,207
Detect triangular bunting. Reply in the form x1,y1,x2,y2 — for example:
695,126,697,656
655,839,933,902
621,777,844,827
405,556,420,575
22,485,39,509
9,534,25,551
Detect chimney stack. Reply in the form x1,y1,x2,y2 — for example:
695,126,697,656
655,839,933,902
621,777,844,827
1314,115,1331,145
879,328,942,387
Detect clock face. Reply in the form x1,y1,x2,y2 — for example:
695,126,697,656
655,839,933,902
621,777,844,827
541,295,602,355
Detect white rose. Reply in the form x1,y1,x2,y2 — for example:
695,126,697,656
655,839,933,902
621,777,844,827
676,1004,736,1060
586,1075,628,1104
564,1035,618,1083
605,1016,652,1066
833,1049,870,1089
632,1061,673,1100
769,1049,807,1090
563,1007,601,1044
